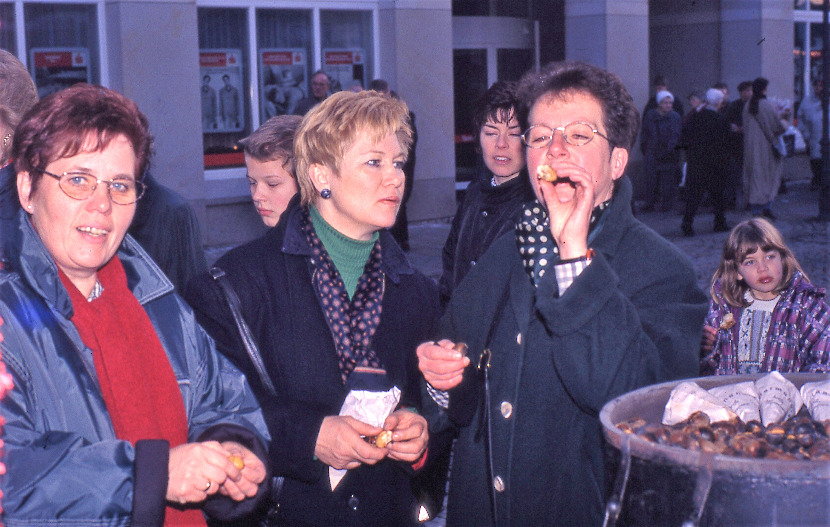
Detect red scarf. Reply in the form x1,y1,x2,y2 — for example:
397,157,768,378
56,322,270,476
59,257,206,526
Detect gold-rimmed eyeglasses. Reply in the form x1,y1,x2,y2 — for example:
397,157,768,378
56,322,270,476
521,122,612,148
37,169,146,205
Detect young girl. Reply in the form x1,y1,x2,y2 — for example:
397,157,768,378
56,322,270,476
700,217,830,375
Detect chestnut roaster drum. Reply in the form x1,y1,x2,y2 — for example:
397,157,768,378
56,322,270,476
600,373,830,527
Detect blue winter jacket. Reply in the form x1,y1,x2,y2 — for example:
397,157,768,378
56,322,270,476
0,211,270,526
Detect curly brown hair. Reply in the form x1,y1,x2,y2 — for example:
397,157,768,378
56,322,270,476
516,61,640,152
12,83,152,193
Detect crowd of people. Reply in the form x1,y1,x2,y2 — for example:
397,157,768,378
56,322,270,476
638,74,816,238
1,51,830,527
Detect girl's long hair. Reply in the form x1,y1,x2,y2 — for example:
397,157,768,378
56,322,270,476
711,218,806,307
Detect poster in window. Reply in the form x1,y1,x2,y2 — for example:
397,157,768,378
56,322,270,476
322,49,365,93
30,48,91,98
260,49,307,120
199,49,245,134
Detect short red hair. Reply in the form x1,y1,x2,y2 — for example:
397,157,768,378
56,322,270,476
12,83,152,190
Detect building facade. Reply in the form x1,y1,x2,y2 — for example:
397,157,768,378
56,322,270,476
0,0,804,248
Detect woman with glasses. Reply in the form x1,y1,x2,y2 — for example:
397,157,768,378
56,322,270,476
417,61,707,526
185,90,439,526
0,84,270,526
439,81,535,307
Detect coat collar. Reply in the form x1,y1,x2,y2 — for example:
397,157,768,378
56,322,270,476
7,209,174,317
279,201,415,285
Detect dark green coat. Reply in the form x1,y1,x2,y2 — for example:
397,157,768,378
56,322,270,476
438,176,707,526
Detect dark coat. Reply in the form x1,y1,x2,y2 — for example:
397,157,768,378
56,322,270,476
641,109,682,167
439,170,535,305
681,107,730,185
436,176,707,526
184,202,441,527
128,173,207,293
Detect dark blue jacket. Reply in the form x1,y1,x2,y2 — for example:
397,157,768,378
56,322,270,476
437,177,707,526
184,202,441,526
439,170,535,306
0,211,270,526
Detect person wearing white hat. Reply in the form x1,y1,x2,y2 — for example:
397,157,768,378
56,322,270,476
680,86,731,236
640,89,681,212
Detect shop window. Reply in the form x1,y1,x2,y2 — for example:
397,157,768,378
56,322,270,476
24,3,99,98
0,4,15,54
795,21,824,103
453,0,530,17
198,7,250,168
320,10,372,93
256,9,312,121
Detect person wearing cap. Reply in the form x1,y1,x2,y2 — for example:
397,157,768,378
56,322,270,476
640,90,682,212
680,87,731,236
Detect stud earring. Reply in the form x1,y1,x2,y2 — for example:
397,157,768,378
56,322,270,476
26,204,32,211
320,188,332,199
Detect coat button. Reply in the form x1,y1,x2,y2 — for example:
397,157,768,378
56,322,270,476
500,401,513,418
470,260,476,266
516,332,522,345
348,495,359,510
482,210,488,217
493,475,505,492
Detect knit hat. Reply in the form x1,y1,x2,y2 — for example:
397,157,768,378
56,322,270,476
656,90,673,104
706,88,725,106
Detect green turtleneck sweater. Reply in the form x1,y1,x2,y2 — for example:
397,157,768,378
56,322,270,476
310,205,378,298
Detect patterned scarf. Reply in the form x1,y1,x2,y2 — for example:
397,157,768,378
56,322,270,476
58,257,205,527
300,207,385,383
515,198,610,286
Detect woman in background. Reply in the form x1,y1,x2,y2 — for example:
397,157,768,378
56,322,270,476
743,77,785,219
439,81,534,306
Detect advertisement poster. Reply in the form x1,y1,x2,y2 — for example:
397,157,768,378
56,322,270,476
199,49,245,133
322,49,365,93
260,49,307,120
30,48,91,98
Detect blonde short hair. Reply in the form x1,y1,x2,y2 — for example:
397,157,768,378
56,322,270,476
294,90,413,206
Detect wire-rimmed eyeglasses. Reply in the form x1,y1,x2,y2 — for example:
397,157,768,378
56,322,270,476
521,122,612,148
37,169,146,205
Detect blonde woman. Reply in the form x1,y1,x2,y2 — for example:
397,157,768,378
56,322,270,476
186,90,440,526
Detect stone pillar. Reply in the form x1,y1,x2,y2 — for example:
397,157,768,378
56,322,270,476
565,0,649,199
565,0,650,120
378,0,456,221
721,0,794,102
105,0,205,204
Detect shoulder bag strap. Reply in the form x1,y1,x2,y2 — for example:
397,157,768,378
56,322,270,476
209,266,278,398
209,266,285,524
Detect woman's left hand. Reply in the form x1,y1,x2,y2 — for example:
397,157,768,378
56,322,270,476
167,440,266,504
215,441,267,501
382,409,428,463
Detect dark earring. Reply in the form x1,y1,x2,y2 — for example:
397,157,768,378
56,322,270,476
320,188,332,199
